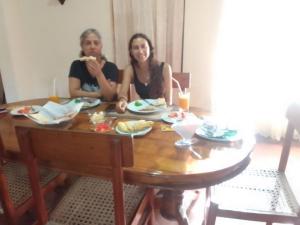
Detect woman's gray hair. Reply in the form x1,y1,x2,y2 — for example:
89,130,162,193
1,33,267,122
80,28,102,46
79,28,106,60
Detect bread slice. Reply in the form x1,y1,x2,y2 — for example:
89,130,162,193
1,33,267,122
152,98,166,106
79,56,97,61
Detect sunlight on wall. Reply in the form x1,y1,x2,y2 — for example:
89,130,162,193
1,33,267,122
212,0,300,140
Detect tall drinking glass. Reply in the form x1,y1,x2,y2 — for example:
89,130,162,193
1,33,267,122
49,78,60,103
178,92,190,112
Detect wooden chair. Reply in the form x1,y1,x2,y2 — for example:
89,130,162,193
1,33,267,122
172,72,191,90
15,126,154,225
204,103,300,225
0,135,66,225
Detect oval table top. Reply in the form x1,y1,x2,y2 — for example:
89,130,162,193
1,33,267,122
0,98,255,190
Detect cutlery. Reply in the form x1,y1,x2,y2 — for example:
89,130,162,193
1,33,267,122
189,147,202,160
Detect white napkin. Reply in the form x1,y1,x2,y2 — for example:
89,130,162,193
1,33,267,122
26,100,83,125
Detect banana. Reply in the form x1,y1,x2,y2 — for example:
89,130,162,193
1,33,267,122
117,120,154,133
133,120,153,131
117,122,129,132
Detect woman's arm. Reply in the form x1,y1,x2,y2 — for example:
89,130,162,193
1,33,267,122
163,63,173,105
69,77,101,98
86,60,117,101
116,65,134,113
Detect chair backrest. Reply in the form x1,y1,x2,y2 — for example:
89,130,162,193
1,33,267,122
279,102,300,172
15,126,134,225
172,72,191,90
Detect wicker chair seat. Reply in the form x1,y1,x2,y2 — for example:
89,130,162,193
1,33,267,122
212,168,300,217
3,161,59,206
47,177,145,225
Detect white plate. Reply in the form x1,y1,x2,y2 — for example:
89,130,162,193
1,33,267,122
75,97,101,109
115,121,152,137
161,111,185,124
195,127,241,142
127,99,165,114
10,105,41,116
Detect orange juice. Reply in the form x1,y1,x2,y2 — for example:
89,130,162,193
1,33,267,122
178,92,190,111
49,95,60,103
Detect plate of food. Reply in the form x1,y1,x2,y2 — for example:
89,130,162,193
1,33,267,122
127,98,167,114
75,97,101,109
115,120,154,136
195,124,241,142
161,111,186,124
10,105,41,116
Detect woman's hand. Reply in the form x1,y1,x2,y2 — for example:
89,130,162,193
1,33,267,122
116,99,127,113
86,60,105,78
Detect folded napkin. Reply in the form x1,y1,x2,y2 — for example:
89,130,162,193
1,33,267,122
200,119,238,140
26,100,83,125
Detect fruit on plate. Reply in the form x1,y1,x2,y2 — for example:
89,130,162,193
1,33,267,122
95,123,111,133
168,111,186,119
134,100,143,107
17,106,33,114
117,120,153,133
89,111,105,124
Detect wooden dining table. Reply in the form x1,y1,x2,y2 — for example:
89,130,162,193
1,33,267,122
0,98,255,225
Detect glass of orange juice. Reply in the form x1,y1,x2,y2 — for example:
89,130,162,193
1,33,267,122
49,95,60,103
48,78,60,103
178,92,190,111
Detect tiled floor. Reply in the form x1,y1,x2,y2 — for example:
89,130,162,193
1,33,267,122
1,140,299,225
154,140,300,225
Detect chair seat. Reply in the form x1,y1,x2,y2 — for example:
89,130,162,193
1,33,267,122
47,177,146,225
212,168,300,217
3,161,60,206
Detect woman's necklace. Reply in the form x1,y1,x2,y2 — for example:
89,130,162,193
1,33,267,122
136,67,150,86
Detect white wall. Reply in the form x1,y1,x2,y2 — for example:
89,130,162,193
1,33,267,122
183,0,222,111
0,0,218,111
0,0,114,102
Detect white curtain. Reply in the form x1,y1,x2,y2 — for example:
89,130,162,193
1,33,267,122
212,0,300,140
112,0,184,72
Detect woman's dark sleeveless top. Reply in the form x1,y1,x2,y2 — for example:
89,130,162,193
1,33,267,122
133,62,164,99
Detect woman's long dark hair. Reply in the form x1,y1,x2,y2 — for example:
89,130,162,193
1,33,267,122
128,33,164,98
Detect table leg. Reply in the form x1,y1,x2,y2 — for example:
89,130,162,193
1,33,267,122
158,190,190,225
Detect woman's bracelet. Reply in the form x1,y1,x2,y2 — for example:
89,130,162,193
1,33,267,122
118,95,128,102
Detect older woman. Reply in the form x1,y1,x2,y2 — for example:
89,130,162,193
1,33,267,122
116,33,172,113
69,28,118,101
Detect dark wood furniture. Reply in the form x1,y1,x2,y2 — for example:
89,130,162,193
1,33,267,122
0,135,66,225
0,99,255,225
204,103,300,225
15,126,154,225
172,72,191,90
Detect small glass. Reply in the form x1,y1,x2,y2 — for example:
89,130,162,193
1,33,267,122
49,78,60,103
178,92,190,112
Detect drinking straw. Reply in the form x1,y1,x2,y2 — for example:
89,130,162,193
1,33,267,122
172,77,183,95
53,78,56,96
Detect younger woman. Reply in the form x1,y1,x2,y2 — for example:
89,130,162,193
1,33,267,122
116,33,172,113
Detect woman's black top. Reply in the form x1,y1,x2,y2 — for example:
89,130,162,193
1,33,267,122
133,62,164,99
